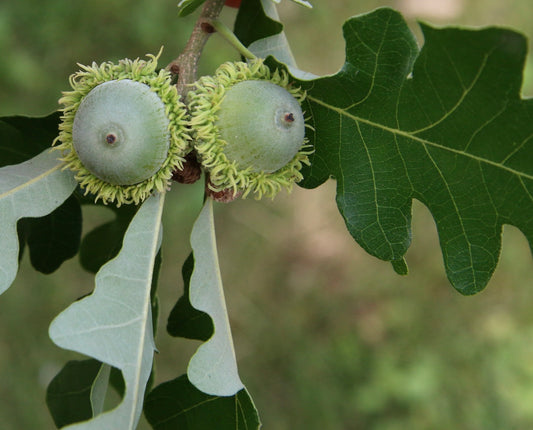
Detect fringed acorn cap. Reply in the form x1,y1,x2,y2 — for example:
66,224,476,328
188,59,312,200
54,49,191,206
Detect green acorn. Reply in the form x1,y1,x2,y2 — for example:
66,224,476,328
54,50,191,206
188,59,312,199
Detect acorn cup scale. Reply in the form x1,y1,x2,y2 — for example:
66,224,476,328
72,79,171,185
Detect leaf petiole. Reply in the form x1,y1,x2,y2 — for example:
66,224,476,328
208,18,256,60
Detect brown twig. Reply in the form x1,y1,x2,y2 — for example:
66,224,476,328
167,0,227,99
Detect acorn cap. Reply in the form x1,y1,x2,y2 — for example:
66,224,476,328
188,59,312,199
54,50,191,206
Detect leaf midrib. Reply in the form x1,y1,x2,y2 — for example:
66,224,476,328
308,95,533,181
0,162,63,199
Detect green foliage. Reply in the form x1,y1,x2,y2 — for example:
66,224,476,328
167,254,213,341
48,194,164,428
0,114,61,165
46,360,111,428
18,194,82,274
79,203,138,273
297,8,533,294
234,0,283,48
0,149,77,293
0,1,532,429
144,375,259,429
185,199,244,396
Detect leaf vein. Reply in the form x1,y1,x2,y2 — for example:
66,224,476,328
308,95,533,181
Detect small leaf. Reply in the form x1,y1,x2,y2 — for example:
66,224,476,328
0,112,61,166
144,375,260,430
187,199,244,396
0,149,77,294
49,193,165,429
234,0,283,49
391,258,409,276
18,194,82,274
237,0,314,78
1,113,82,275
79,204,137,273
177,0,207,17
272,0,312,7
46,360,111,429
167,253,214,341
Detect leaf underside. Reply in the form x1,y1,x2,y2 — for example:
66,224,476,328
186,199,244,397
1,113,82,277
296,7,533,294
0,149,77,294
48,193,164,429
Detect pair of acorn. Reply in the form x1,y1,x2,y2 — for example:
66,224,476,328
54,52,310,206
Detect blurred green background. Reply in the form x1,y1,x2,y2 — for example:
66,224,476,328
1,0,533,429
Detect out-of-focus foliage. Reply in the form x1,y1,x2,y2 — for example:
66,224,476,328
1,0,533,429
0,0,238,116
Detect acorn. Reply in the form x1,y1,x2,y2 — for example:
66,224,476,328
188,59,312,199
54,50,191,206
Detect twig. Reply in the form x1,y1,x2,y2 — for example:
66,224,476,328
168,0,227,99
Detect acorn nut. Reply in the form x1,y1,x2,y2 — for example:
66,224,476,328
217,80,305,173
54,50,191,206
188,59,312,199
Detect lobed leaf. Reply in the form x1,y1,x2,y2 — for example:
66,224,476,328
145,375,260,430
46,360,111,429
0,112,61,166
79,204,138,274
1,113,83,275
18,194,82,274
0,149,77,294
177,0,207,17
234,0,283,49
167,253,214,341
186,198,244,396
48,193,164,429
297,8,533,294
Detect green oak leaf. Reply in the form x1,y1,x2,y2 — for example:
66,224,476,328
177,0,311,18
0,113,60,166
49,193,164,429
236,0,315,79
167,253,214,341
187,199,244,396
234,0,283,49
272,0,312,8
46,360,111,428
79,203,138,274
0,149,77,294
177,0,207,17
1,113,82,275
144,375,260,430
297,7,533,294
18,194,82,274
